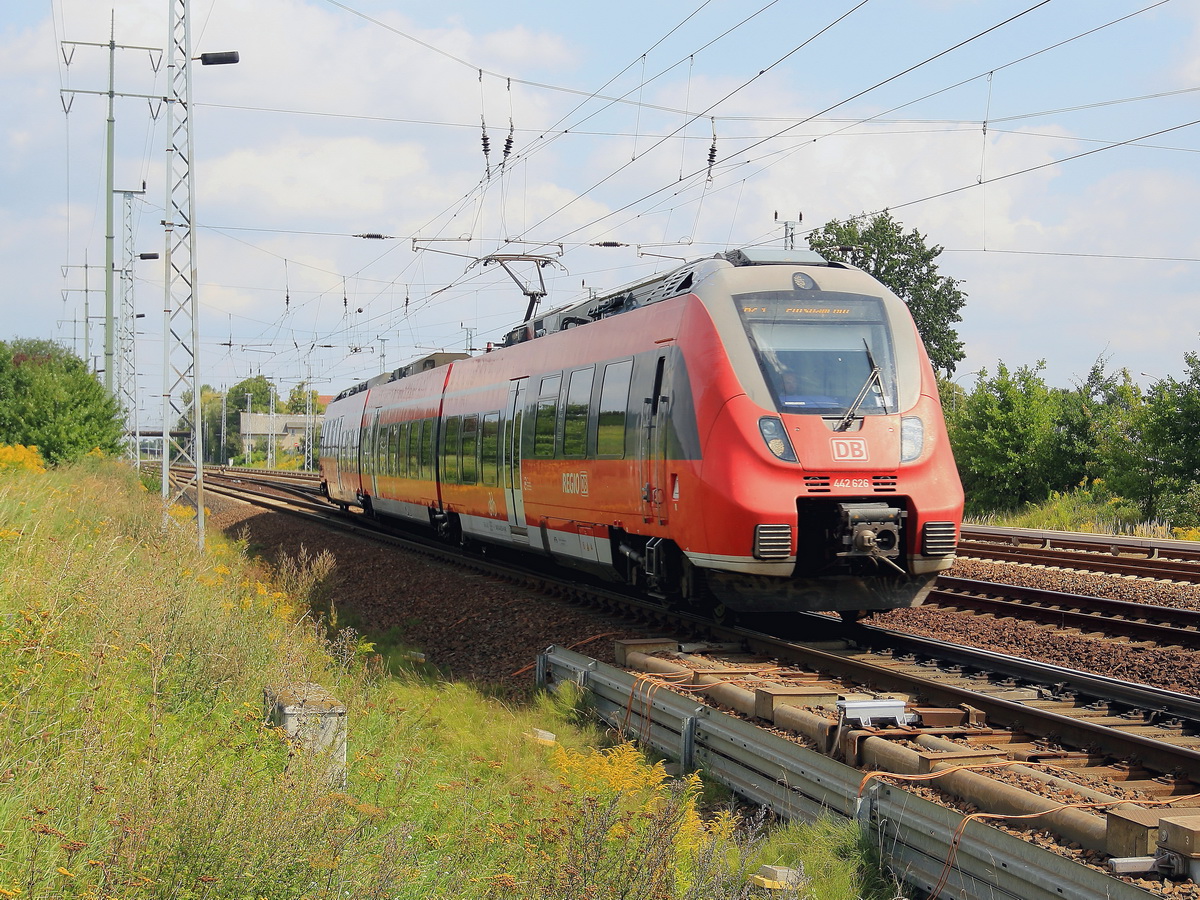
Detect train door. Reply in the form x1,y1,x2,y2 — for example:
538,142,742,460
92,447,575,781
367,410,381,499
504,377,528,535
324,418,340,489
340,420,359,498
639,354,670,522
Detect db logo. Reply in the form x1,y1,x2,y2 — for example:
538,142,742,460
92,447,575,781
830,437,869,462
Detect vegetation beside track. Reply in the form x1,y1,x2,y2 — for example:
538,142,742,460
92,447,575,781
0,458,896,900
970,478,1200,542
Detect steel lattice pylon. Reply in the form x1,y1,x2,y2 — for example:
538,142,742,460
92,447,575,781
160,0,205,548
117,190,140,461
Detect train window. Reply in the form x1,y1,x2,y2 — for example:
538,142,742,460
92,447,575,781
597,359,633,458
534,375,560,459
407,420,420,478
442,417,461,484
394,422,406,479
481,412,500,486
735,291,898,415
534,399,557,457
562,368,594,457
461,415,479,484
420,417,434,479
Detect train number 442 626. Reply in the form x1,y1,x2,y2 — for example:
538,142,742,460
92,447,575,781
833,478,872,489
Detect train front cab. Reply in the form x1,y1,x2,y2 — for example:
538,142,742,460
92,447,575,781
676,254,964,615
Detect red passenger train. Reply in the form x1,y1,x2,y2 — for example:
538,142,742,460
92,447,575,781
319,248,963,619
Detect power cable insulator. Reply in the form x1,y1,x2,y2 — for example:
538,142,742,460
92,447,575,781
706,118,718,181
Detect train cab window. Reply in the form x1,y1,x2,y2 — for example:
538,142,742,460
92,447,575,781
735,291,898,415
442,417,461,484
419,418,435,479
534,374,561,458
461,415,479,484
562,368,594,458
481,412,500,486
597,359,633,458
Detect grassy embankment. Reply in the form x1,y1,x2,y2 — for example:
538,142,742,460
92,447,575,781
0,455,899,900
973,478,1200,541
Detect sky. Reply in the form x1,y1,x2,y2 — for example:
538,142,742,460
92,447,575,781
3,0,1200,425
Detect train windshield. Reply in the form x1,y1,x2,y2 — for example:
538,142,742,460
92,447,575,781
733,290,897,416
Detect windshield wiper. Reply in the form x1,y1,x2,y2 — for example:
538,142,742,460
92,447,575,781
835,340,887,432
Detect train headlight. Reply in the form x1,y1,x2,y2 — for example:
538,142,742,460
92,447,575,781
900,416,924,462
759,416,797,462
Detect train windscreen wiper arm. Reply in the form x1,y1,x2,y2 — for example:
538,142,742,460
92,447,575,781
835,340,886,432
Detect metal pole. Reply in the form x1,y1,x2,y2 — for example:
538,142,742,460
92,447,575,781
161,0,205,547
104,17,116,395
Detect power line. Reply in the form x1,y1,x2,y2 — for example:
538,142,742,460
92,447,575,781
942,248,1200,263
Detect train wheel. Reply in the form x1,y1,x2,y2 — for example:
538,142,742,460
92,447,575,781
711,602,737,626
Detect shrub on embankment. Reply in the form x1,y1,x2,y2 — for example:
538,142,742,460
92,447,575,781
0,458,892,899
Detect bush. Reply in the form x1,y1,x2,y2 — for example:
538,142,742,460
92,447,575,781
0,443,46,473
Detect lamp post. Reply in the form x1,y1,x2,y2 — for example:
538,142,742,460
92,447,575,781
949,370,983,413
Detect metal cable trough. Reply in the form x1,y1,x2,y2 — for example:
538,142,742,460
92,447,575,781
536,644,1156,900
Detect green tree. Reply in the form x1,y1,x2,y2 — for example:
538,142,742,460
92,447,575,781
0,339,123,465
1044,356,1134,493
286,381,325,415
807,211,967,375
948,361,1062,512
1099,353,1200,522
227,375,278,464
198,385,226,465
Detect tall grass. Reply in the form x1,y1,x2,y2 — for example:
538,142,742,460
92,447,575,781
0,459,896,899
972,478,1200,541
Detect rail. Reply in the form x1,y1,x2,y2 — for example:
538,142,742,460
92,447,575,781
962,524,1200,560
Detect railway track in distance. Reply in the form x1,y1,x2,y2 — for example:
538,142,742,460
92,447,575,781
959,525,1200,582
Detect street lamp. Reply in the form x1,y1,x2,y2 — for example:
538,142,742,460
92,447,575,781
948,370,983,413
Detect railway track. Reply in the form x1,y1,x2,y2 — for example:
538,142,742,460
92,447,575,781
197,467,1200,898
960,525,1200,582
927,576,1200,649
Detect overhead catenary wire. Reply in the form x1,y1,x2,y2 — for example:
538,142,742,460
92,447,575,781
504,0,1177,268
120,0,1192,391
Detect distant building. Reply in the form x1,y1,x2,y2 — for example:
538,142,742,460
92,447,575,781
239,411,323,453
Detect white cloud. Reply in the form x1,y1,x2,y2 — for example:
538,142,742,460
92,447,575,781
204,136,431,218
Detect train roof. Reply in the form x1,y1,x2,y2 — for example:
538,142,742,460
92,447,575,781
330,248,849,403
331,350,470,402
500,247,847,348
